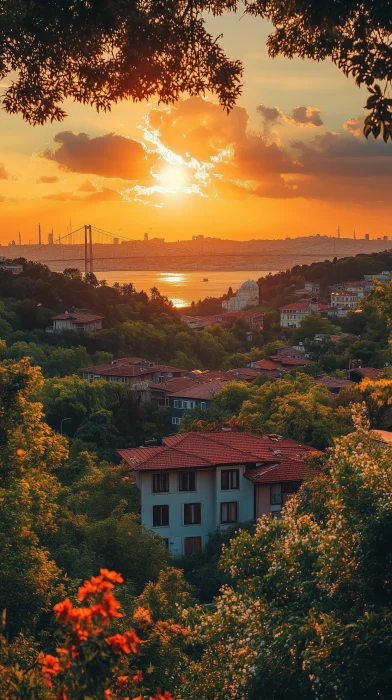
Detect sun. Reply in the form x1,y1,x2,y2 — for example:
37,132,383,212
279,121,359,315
158,165,188,192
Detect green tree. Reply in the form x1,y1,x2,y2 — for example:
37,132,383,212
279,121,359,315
0,359,66,633
183,407,392,700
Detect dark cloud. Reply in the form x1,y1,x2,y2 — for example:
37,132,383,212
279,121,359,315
256,104,283,123
289,106,323,127
37,175,59,184
78,180,98,192
44,131,154,180
0,164,9,180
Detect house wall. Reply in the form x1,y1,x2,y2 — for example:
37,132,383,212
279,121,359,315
136,464,254,555
255,484,270,519
169,397,211,430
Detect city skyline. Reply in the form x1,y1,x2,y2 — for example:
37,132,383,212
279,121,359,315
0,13,391,243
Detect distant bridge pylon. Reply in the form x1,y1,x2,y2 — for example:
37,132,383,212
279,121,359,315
51,224,134,274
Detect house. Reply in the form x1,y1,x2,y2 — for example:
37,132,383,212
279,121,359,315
248,358,287,379
222,280,259,311
49,312,104,334
0,257,23,275
345,281,373,299
348,367,383,383
330,290,358,309
269,355,311,369
304,282,320,293
276,345,306,358
150,375,207,407
364,271,392,284
80,357,187,396
169,380,225,429
279,301,329,329
118,431,317,555
314,375,354,394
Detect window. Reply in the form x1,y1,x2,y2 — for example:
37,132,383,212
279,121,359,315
153,505,169,527
184,536,202,557
162,538,169,549
200,401,206,410
172,417,181,426
270,483,282,506
179,472,196,492
152,472,169,493
184,503,201,525
221,501,238,524
221,469,239,490
282,482,300,505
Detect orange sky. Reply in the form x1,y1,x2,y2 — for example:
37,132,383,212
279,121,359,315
0,13,391,245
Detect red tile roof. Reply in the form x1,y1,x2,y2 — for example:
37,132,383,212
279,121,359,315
118,432,317,482
315,375,353,389
350,367,383,379
246,458,306,483
150,376,204,394
251,359,280,371
170,380,225,400
269,356,311,367
279,302,311,311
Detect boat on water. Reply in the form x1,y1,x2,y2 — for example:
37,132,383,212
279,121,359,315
202,278,208,282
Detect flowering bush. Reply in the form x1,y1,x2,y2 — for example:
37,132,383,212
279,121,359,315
40,569,174,700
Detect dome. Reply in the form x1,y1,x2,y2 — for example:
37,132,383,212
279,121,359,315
239,280,258,291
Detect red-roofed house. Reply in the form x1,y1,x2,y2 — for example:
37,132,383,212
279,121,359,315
348,367,383,382
80,357,187,399
50,312,104,334
118,431,317,555
169,380,226,429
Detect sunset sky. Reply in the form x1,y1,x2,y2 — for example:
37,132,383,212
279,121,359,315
0,12,391,244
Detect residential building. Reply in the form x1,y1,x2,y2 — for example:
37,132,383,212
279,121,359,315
348,367,383,383
49,312,104,334
0,257,23,275
314,375,354,394
304,282,320,293
345,281,373,299
222,280,259,312
330,290,358,309
276,345,306,358
80,357,187,395
118,431,317,555
169,380,225,429
279,300,329,329
364,271,392,284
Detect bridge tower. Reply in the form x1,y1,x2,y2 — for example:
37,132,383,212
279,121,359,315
84,224,94,274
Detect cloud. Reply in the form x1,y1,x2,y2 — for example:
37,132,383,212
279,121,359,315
257,104,284,124
43,191,81,201
288,106,323,127
83,187,123,202
343,115,365,137
43,187,123,203
0,164,9,180
36,175,59,184
78,180,98,192
44,132,154,180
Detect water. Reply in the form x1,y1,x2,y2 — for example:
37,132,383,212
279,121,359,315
95,270,279,308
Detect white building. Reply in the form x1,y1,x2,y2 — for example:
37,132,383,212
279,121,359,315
118,431,315,556
222,280,259,312
0,257,23,274
330,291,358,309
49,312,104,333
345,281,373,299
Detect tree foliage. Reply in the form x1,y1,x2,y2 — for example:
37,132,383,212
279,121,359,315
183,407,392,700
1,1,391,138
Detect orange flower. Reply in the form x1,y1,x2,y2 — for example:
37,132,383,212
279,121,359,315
42,654,61,677
53,599,74,623
100,569,124,583
101,593,123,619
56,689,68,700
104,691,112,700
106,630,140,655
117,675,129,689
132,670,143,683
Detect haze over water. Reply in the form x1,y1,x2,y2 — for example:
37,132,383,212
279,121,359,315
95,270,279,308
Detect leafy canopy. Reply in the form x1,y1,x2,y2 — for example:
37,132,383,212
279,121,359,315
1,0,391,138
